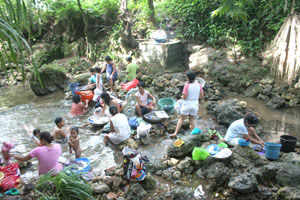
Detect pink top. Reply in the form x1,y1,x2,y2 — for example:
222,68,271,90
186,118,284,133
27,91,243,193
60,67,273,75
30,144,63,176
70,102,84,116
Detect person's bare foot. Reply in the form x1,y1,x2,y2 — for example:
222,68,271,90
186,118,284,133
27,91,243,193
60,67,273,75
170,133,177,139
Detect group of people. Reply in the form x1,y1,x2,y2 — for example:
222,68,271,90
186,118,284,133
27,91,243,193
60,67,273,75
4,55,265,178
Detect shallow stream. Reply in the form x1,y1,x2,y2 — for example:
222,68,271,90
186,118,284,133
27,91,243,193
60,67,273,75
0,84,299,198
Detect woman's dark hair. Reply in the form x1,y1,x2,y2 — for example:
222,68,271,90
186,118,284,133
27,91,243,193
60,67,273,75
109,105,118,116
33,128,40,137
100,92,112,106
186,71,196,83
244,113,259,125
126,56,132,62
70,126,79,133
55,117,63,126
39,131,54,144
95,67,101,73
89,68,95,73
105,56,112,62
72,94,81,104
137,81,146,88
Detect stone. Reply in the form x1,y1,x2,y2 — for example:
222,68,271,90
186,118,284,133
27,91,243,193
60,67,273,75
167,134,210,158
262,162,300,187
244,85,262,97
228,173,258,194
123,138,138,149
141,173,156,190
173,171,181,180
162,169,173,181
267,96,286,108
233,146,265,167
172,186,193,200
105,166,117,176
112,176,123,191
145,161,168,173
278,152,300,166
216,106,244,126
29,64,67,96
115,168,124,176
107,192,118,200
74,73,90,86
201,162,230,187
127,182,147,200
170,158,179,166
277,186,300,200
177,157,192,170
92,182,111,195
189,47,215,72
236,101,247,108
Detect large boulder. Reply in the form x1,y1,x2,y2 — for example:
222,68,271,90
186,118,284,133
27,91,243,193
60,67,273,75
74,73,90,86
277,186,300,200
172,186,194,200
233,146,266,167
262,162,300,187
266,96,286,108
167,134,210,158
278,152,300,166
127,182,147,200
228,173,258,194
217,106,244,126
244,85,262,97
29,64,67,96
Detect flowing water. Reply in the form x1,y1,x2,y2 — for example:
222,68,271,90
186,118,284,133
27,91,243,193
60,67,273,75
0,84,299,197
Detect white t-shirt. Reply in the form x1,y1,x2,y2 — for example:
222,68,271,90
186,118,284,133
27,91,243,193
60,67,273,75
135,90,149,105
110,113,131,139
224,119,248,143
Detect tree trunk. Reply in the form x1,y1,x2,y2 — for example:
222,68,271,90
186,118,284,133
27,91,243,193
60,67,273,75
148,0,156,27
119,0,137,49
77,0,92,59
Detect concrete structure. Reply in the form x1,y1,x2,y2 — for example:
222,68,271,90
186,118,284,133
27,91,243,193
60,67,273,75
139,40,184,72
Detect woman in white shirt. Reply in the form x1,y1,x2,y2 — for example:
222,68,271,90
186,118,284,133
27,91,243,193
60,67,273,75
103,106,131,146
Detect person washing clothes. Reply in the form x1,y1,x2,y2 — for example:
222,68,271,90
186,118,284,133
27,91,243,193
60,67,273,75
87,68,96,90
12,131,63,176
69,94,89,116
93,67,103,103
224,113,264,147
135,82,156,117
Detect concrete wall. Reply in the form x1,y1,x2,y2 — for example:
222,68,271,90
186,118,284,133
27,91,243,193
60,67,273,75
139,40,184,72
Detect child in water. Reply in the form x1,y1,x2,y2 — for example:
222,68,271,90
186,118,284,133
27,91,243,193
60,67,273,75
32,128,41,146
69,94,89,116
68,126,81,158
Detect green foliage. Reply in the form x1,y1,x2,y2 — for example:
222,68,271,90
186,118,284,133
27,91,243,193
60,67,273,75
33,44,64,67
35,169,94,200
41,62,67,73
158,0,300,56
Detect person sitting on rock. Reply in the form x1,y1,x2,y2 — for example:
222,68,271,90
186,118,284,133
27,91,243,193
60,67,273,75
101,56,118,93
125,56,140,82
87,68,96,90
135,82,156,117
224,113,264,147
103,106,131,146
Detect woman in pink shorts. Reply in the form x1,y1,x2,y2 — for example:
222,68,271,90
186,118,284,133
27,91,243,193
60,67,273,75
170,71,204,138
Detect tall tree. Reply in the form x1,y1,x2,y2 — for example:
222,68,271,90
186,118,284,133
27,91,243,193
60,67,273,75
148,0,156,26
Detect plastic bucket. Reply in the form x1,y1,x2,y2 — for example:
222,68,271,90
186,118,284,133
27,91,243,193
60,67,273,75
69,82,79,96
75,90,94,102
280,135,297,153
158,98,176,114
265,142,282,160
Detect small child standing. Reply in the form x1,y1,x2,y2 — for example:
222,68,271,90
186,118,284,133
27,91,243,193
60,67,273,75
69,94,89,116
2,142,14,166
68,126,81,159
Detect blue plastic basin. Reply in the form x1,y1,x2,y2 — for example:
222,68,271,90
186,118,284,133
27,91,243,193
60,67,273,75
70,157,90,174
238,139,250,147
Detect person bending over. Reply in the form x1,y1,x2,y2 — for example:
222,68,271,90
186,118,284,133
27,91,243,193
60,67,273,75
125,56,139,82
99,92,121,116
87,68,96,90
135,82,156,117
12,131,63,176
69,94,89,116
103,106,131,146
224,113,264,147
